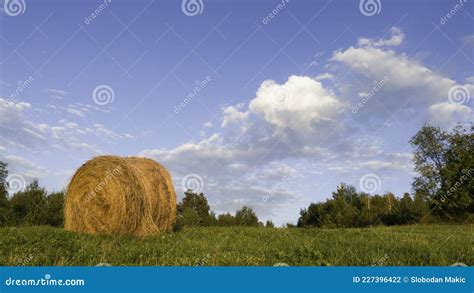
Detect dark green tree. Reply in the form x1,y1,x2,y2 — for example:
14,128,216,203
9,180,48,226
216,213,235,226
297,203,325,227
176,190,214,226
411,124,473,217
235,206,259,226
0,161,11,226
396,193,416,224
265,220,275,228
410,125,449,199
45,191,65,227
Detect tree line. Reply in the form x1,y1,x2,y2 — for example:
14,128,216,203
0,168,64,228
173,189,274,230
298,124,473,227
0,124,472,229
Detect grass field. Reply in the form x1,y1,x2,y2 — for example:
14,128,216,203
0,225,472,266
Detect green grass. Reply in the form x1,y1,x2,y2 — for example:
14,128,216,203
0,225,472,266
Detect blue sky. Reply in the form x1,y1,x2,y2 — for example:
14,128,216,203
0,0,473,225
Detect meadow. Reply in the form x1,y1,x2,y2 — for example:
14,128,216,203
0,225,472,266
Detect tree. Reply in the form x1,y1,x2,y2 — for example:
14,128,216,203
411,125,449,197
45,191,65,227
9,180,48,226
0,161,10,226
411,124,473,218
180,207,200,226
265,220,275,228
297,203,325,227
216,213,235,226
396,193,416,224
441,125,474,215
412,192,430,222
235,206,259,226
176,190,214,226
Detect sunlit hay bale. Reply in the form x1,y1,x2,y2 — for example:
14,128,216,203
126,157,176,233
64,156,176,236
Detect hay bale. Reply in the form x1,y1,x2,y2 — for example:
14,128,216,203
64,156,176,236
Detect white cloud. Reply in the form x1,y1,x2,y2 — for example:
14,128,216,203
332,46,454,104
0,98,48,147
331,33,473,126
0,98,31,125
67,107,86,117
428,102,472,127
357,27,405,48
93,123,120,140
315,73,334,81
249,76,346,142
465,76,474,84
1,154,46,180
221,105,249,127
65,122,78,129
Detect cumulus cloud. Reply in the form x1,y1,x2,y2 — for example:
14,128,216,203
331,31,473,127
221,104,249,127
249,76,347,142
332,46,454,104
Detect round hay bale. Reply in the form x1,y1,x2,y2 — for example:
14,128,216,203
64,156,176,236
126,157,176,233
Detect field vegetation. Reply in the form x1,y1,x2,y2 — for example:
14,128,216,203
0,225,472,266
